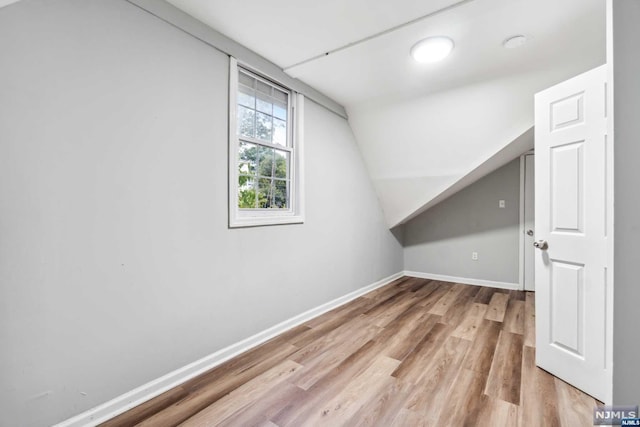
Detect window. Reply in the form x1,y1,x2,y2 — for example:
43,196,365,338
229,58,304,227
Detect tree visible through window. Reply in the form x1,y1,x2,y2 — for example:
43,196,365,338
236,68,291,210
229,59,303,227
238,144,288,208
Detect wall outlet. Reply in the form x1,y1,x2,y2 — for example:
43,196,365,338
472,252,478,260
499,200,506,208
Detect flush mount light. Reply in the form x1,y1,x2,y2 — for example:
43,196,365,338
410,36,454,63
503,35,528,49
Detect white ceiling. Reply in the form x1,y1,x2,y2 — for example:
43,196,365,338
167,0,604,107
167,0,462,70
289,0,604,105
167,0,605,226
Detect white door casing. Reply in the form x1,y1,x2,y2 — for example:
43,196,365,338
534,65,611,402
523,154,535,292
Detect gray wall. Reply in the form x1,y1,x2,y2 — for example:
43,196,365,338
403,159,521,285
612,0,640,407
0,1,403,425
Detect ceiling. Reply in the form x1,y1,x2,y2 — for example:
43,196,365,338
167,0,462,70
167,0,605,227
167,0,604,107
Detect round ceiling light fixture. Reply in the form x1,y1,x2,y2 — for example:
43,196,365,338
410,36,454,63
503,35,528,49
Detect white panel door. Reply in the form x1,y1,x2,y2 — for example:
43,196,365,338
534,65,610,402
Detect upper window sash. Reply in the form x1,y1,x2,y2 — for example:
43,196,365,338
236,67,293,149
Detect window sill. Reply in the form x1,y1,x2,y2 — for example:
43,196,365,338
229,214,304,228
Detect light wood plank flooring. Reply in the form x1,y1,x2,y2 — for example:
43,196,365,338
101,277,601,426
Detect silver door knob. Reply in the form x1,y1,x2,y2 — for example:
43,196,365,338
526,229,534,236
533,240,548,250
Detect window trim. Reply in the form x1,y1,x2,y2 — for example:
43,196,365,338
228,57,305,228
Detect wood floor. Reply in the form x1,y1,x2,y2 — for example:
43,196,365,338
102,276,601,427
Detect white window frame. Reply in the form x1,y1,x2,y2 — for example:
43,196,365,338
228,57,305,228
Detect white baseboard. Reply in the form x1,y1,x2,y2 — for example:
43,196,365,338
54,271,405,427
404,271,522,291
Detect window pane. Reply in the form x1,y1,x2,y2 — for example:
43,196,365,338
255,112,272,142
237,106,255,138
257,178,287,208
273,149,289,179
252,148,289,179
273,118,287,146
256,80,272,96
238,85,255,109
253,148,289,209
273,100,287,121
256,93,272,115
274,179,289,208
238,176,256,208
239,71,255,88
256,146,274,178
238,141,258,176
257,178,272,208
273,88,288,103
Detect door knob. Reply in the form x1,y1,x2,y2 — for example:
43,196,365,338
526,229,534,236
533,240,548,250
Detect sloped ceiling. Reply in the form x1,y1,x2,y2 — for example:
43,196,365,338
348,63,601,226
167,0,605,226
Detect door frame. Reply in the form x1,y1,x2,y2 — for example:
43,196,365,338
518,149,535,291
